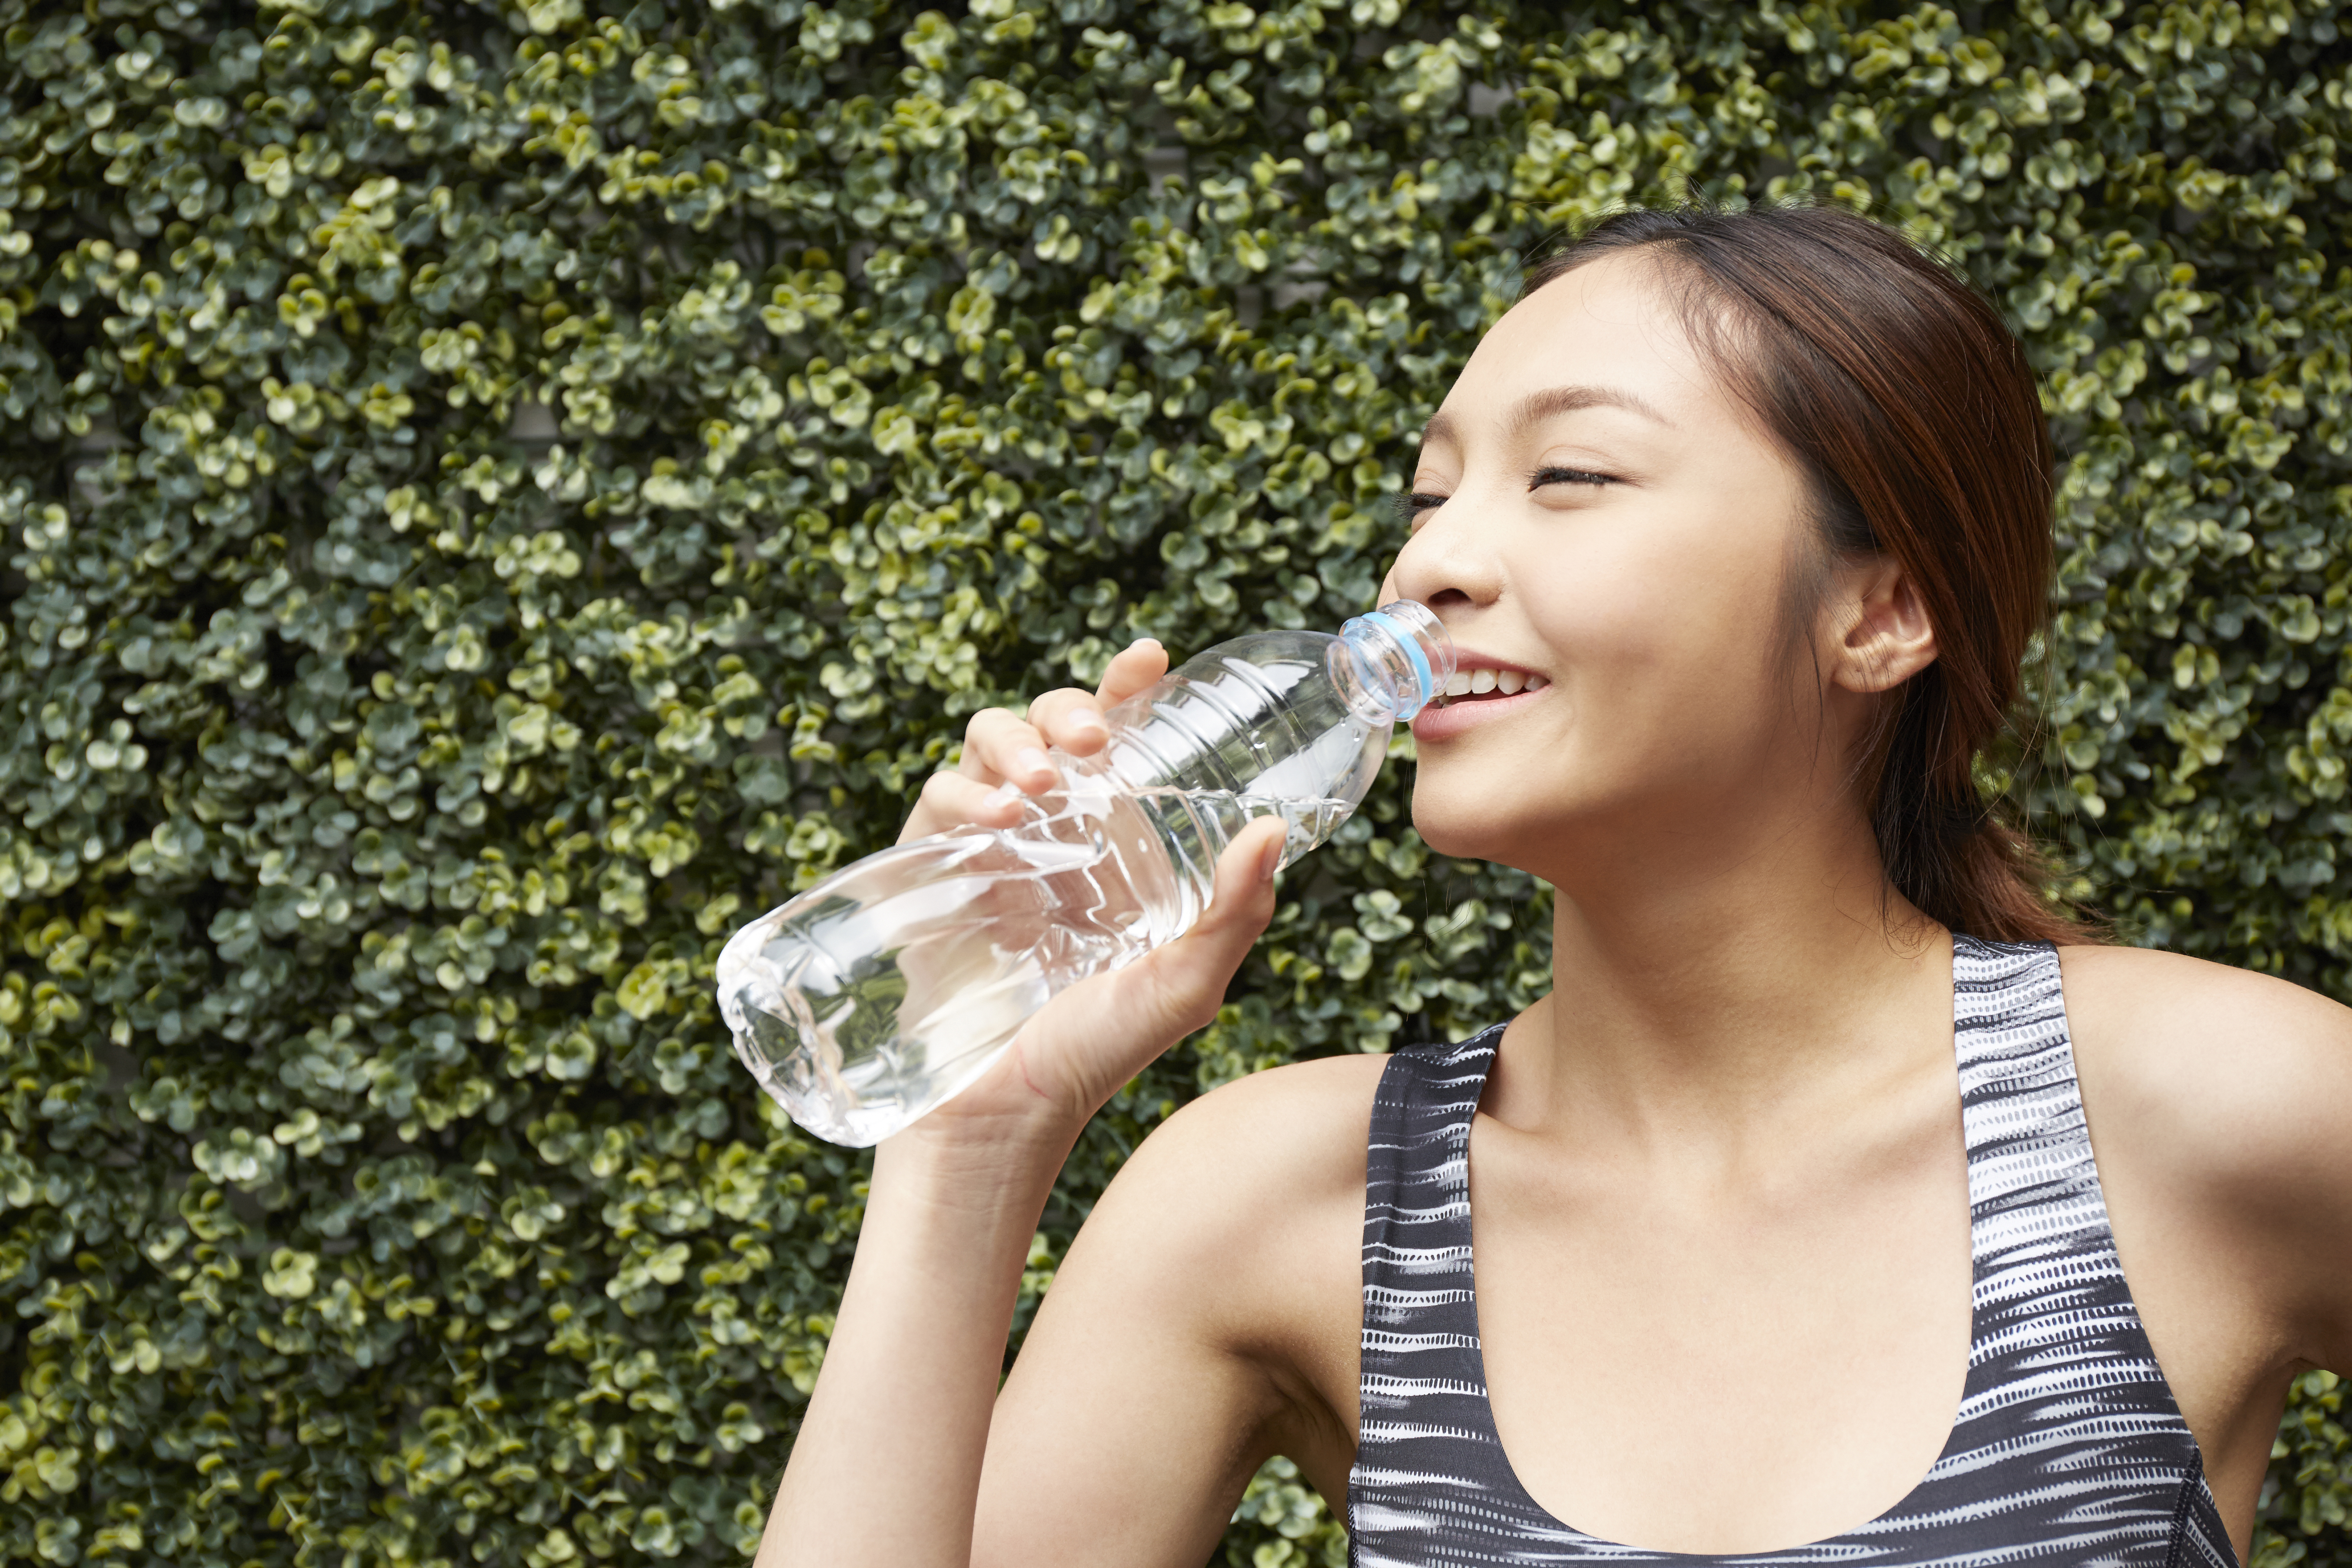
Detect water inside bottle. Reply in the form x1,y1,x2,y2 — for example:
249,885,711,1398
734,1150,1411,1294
720,787,1350,1146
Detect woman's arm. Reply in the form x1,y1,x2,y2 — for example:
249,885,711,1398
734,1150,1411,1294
767,1023,1379,1568
2228,978,2352,1376
968,1050,1378,1566
753,640,1299,1567
758,1110,1071,1567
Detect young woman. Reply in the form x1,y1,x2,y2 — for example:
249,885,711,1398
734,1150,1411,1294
755,205,2352,1567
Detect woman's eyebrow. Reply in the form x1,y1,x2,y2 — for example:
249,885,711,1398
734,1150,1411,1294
1509,383,1677,436
1419,384,1677,452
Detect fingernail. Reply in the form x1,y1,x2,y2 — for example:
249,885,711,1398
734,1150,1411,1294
1014,746,1053,780
1071,711,1106,737
1133,636,1162,649
986,781,1022,806
1259,837,1285,883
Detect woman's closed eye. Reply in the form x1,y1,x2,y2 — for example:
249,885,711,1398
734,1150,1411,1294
1529,464,1620,491
1391,466,1618,526
1393,491,1450,524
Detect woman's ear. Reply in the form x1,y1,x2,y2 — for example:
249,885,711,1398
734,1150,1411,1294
1827,555,1938,695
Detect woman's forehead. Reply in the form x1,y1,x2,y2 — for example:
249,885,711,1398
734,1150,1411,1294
1430,253,1731,443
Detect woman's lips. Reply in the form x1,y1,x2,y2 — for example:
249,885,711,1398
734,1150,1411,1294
1410,684,1548,742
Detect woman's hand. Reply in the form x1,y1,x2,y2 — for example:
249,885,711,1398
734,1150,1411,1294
892,637,1291,1149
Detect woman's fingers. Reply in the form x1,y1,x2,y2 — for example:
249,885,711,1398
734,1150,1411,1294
1024,687,1108,758
957,707,1054,789
1095,637,1168,708
952,640,1165,792
1024,638,1167,760
898,771,1027,845
1140,815,1288,1032
905,636,1172,843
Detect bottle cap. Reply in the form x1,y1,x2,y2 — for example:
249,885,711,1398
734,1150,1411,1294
1338,600,1456,721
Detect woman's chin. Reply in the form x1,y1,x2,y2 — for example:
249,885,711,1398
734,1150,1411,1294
1404,798,1534,869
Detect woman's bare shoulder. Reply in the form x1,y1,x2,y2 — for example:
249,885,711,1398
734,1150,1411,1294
1058,1052,1388,1344
1098,1051,1393,1233
2058,942,2352,1135
2059,942,2352,1368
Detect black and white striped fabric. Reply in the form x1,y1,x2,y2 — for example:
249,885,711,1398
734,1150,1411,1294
1349,935,2235,1566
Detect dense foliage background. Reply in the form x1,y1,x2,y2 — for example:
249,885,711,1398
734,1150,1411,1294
3,0,2351,1562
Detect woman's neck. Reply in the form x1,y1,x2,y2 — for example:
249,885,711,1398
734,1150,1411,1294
1489,807,1954,1171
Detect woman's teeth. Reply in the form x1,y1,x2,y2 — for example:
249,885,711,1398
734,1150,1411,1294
1435,667,1548,705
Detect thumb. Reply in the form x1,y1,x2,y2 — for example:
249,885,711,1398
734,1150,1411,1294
1193,814,1290,947
1119,816,1289,1040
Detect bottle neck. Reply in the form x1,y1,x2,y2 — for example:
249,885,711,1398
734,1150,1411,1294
1336,601,1455,721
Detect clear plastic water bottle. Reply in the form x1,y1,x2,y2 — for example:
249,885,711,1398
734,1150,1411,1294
715,600,1455,1146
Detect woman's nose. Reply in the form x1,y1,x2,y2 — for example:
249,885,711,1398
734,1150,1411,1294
1387,499,1503,614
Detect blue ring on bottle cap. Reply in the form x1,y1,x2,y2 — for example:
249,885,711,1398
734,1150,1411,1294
1352,610,1433,708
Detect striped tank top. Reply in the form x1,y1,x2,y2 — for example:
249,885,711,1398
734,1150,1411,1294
1349,935,2236,1566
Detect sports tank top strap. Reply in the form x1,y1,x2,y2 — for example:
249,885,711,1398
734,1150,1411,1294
1346,940,2238,1567
1355,1028,1505,1504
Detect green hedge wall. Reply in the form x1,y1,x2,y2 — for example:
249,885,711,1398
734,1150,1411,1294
4,0,2351,1563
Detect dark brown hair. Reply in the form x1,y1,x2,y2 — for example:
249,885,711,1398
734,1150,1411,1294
1523,202,2088,945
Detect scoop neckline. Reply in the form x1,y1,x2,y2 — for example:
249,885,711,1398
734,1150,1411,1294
1439,933,2223,1562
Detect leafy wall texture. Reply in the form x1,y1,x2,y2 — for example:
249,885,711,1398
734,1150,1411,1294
3,0,2350,1564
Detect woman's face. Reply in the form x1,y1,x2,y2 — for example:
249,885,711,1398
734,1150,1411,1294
1378,251,1845,883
